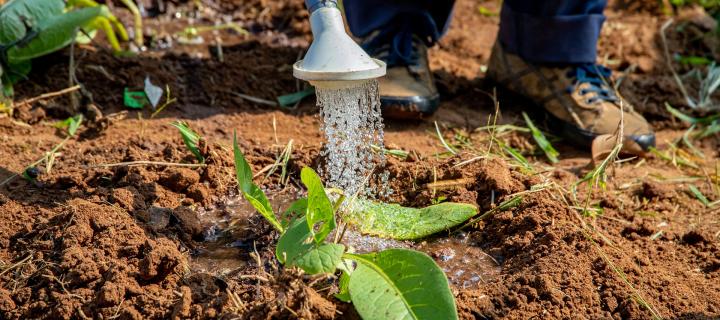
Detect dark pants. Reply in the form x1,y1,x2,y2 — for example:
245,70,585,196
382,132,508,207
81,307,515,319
343,0,607,64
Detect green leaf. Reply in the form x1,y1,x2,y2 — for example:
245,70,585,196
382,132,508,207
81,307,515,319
334,271,352,302
171,120,205,163
0,0,65,45
232,132,283,232
281,198,307,228
292,243,344,275
276,216,312,263
675,55,712,66
1,74,14,98
53,114,83,136
347,249,458,320
522,112,559,163
4,60,31,84
301,167,335,244
7,7,103,63
277,87,315,107
276,217,344,274
344,200,477,240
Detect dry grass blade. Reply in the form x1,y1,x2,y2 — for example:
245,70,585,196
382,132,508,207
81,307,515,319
228,91,279,107
15,85,81,107
434,121,458,155
90,161,207,168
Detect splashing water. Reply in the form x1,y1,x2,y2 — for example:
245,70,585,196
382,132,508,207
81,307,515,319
316,80,389,197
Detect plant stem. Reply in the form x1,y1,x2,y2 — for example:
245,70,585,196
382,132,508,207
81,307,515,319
118,0,143,47
15,85,81,107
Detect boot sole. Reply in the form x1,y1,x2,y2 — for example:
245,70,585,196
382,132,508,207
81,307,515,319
380,94,441,120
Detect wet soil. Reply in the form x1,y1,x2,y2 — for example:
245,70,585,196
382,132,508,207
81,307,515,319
1,0,720,319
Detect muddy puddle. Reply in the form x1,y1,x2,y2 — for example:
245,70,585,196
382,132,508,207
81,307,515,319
189,188,301,274
190,192,501,288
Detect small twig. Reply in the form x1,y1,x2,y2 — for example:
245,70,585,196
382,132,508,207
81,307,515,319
89,161,207,168
425,178,475,190
0,253,33,277
16,85,81,107
239,274,269,282
253,164,275,179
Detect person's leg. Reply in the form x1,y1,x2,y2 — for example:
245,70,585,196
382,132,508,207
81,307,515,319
487,0,655,152
498,0,607,64
343,0,454,43
342,0,455,119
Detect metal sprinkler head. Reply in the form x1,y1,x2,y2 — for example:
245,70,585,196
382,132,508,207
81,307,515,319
293,0,386,89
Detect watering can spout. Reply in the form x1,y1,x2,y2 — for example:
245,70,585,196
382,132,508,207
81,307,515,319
293,0,386,88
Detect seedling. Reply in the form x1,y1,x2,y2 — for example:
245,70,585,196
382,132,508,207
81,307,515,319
170,121,205,163
233,133,460,320
0,0,130,101
0,114,83,186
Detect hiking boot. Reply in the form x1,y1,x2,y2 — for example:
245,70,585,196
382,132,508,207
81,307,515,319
362,32,439,119
486,42,656,152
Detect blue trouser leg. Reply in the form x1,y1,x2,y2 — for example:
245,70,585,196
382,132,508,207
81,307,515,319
343,0,607,64
499,0,608,64
343,0,454,44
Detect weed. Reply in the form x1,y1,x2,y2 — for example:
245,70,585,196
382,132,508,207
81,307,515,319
232,133,460,319
0,0,130,101
150,85,177,118
370,144,409,160
460,195,523,230
661,19,720,112
170,121,205,163
522,112,559,163
0,115,83,186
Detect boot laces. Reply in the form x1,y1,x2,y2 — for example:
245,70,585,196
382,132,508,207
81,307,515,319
566,64,619,104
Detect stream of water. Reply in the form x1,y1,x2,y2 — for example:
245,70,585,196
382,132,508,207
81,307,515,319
315,80,390,198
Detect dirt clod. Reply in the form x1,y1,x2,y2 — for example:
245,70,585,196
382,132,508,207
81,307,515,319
159,168,201,192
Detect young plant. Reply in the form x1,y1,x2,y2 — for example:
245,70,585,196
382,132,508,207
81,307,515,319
0,114,83,186
233,133,460,320
0,0,129,100
171,121,205,163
